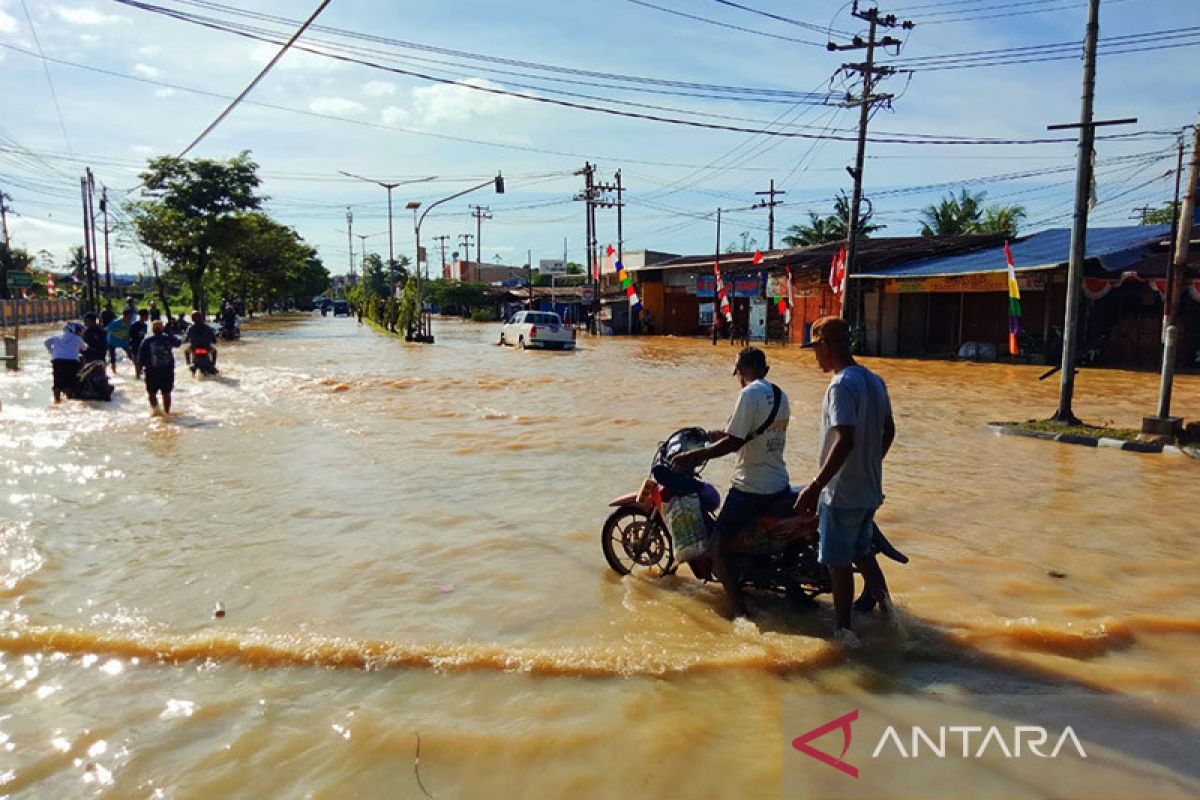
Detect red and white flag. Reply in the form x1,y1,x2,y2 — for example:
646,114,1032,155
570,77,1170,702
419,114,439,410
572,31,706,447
829,246,847,295
752,249,763,266
714,262,732,322
46,274,56,299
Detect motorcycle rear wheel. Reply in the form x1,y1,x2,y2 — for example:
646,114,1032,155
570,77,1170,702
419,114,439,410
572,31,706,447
601,505,671,576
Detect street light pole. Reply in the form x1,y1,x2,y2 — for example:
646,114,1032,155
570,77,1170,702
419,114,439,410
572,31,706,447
408,173,506,344
338,171,436,296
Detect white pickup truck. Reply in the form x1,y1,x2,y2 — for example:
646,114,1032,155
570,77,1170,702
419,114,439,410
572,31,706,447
499,311,576,350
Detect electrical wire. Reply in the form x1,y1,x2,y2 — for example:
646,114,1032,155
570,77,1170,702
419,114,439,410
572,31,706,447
623,0,825,46
708,0,852,36
17,0,73,154
175,0,332,158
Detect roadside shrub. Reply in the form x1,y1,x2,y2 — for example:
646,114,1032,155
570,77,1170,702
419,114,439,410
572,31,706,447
470,307,498,322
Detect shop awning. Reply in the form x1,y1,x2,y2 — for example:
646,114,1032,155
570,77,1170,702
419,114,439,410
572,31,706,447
851,225,1171,279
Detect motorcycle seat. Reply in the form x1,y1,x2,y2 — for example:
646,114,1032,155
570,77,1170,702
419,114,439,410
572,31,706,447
728,514,818,555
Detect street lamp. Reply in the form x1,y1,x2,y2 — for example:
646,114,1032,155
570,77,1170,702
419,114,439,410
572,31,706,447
407,173,505,343
338,171,436,295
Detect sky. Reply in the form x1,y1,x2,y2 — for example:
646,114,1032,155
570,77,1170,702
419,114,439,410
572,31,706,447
0,0,1197,277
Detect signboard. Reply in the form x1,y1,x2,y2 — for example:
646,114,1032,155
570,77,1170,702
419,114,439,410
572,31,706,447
695,273,764,298
581,285,595,305
884,272,1044,294
765,273,791,298
539,259,566,276
6,271,33,289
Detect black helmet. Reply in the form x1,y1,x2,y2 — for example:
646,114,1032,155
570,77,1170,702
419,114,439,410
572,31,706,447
653,427,709,475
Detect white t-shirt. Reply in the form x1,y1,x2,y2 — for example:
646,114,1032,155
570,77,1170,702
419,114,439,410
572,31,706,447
819,365,891,509
726,378,790,495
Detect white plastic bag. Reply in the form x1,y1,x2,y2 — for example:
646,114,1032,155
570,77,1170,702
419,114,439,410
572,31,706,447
664,493,709,562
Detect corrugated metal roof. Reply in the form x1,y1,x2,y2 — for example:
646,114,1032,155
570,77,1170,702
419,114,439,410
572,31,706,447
852,225,1172,279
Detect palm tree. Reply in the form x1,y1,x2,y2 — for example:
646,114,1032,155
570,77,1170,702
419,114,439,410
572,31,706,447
919,190,1026,238
919,189,985,236
782,190,884,247
978,205,1027,238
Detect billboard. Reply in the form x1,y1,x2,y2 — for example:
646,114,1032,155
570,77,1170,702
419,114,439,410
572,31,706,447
539,259,566,276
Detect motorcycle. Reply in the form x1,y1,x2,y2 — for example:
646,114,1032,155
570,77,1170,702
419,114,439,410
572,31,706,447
64,360,114,402
190,346,218,377
601,427,907,606
219,320,240,341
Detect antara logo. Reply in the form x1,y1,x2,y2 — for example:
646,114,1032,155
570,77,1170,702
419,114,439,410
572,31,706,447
792,710,1088,780
792,709,859,779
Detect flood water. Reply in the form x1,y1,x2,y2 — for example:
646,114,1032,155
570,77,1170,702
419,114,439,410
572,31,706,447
1,314,1198,798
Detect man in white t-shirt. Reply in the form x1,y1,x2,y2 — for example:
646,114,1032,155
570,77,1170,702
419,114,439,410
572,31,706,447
670,346,792,618
795,316,896,643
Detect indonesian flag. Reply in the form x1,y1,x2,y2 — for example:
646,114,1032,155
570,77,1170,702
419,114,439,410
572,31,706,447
604,243,617,274
830,246,847,295
752,249,763,266
47,274,56,299
714,262,732,323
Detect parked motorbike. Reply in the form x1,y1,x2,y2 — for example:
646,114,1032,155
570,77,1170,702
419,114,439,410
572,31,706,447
190,346,218,376
601,427,907,605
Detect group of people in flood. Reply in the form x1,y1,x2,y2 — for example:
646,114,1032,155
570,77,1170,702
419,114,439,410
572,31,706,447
43,299,236,416
668,315,895,645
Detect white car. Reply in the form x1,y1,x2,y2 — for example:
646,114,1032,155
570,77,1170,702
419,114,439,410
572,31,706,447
499,310,576,350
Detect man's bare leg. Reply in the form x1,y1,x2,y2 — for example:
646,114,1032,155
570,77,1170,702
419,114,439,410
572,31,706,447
854,554,893,619
829,565,855,631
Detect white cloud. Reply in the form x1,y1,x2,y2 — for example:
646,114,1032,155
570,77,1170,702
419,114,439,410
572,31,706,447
137,44,162,57
0,8,19,35
154,88,176,98
380,105,410,126
134,63,159,78
54,6,125,25
409,78,519,126
362,80,397,98
131,145,155,155
79,33,101,44
309,97,367,116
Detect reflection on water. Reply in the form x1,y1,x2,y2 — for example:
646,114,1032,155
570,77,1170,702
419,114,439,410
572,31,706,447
1,315,1197,797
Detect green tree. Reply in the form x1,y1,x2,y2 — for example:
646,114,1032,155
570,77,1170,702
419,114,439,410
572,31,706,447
782,190,884,247
125,151,263,315
726,230,758,253
360,253,389,298
565,262,584,274
919,189,1026,237
0,243,33,298
1142,202,1180,225
397,279,420,335
207,212,327,306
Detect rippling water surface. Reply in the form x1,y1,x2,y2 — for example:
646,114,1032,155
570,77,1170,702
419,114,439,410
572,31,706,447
1,315,1197,798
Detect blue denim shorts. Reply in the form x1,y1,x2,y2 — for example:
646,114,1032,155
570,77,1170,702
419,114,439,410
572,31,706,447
817,502,876,566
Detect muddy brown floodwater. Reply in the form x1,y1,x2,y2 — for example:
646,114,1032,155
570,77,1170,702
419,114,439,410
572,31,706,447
1,314,1197,798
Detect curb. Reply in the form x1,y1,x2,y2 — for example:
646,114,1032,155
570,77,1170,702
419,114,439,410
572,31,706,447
989,424,1183,458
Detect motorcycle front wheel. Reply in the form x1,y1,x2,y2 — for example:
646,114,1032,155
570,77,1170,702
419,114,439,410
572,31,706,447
601,505,671,576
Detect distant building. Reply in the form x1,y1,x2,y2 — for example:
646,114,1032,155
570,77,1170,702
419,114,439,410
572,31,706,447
448,260,529,284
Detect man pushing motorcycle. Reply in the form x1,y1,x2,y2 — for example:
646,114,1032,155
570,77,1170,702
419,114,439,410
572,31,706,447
795,315,895,646
669,346,792,619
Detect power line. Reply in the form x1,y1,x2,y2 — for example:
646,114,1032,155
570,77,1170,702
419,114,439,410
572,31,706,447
623,0,826,46
18,0,73,154
708,0,852,36
175,0,332,157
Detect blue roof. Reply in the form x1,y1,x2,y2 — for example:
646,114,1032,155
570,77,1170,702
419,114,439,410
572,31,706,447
854,225,1171,279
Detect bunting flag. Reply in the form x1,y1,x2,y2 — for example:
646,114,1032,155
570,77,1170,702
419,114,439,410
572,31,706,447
1004,241,1022,356
46,274,56,299
615,259,641,311
829,246,847,295
752,249,763,266
713,261,732,322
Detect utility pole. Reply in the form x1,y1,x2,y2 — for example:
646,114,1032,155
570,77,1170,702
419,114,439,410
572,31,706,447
593,169,627,331
1143,122,1199,437
1129,205,1154,224
829,2,912,331
432,234,450,279
86,170,102,310
0,189,11,247
1046,0,1137,424
345,207,354,282
753,179,786,249
79,177,93,312
355,233,370,283
470,205,492,267
573,162,599,334
100,186,112,301
458,233,475,280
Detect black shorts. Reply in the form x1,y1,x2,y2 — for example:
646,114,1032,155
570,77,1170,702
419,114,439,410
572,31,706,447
144,366,175,394
52,359,79,392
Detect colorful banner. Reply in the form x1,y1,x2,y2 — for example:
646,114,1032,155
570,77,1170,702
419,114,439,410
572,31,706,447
615,259,641,311
884,272,1045,294
1005,242,1022,356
